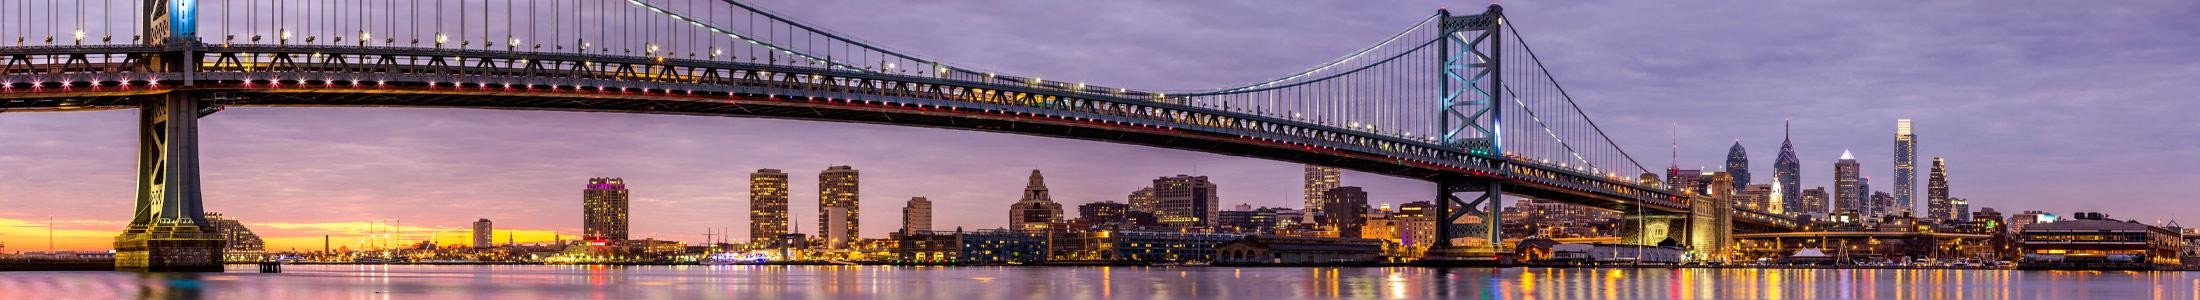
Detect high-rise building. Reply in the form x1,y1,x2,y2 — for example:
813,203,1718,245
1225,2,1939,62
903,197,932,234
1799,187,1829,216
825,207,851,249
583,177,630,243
1303,165,1341,223
1009,170,1064,232
1726,140,1751,191
749,169,790,245
1127,187,1158,214
1834,150,1862,214
1666,168,1703,194
1859,177,1874,215
1869,192,1895,219
1952,198,1971,221
1894,119,1918,217
1152,175,1220,229
1927,157,1953,221
473,219,493,248
1322,187,1370,238
818,166,860,244
1774,121,1804,215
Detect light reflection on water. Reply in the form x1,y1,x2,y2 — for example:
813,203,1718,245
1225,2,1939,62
0,265,2195,299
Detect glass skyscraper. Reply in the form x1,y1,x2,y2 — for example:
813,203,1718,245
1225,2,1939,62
1725,141,1750,191
1894,119,1918,217
1774,121,1804,215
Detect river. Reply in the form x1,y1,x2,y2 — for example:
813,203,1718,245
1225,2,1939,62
0,265,2194,299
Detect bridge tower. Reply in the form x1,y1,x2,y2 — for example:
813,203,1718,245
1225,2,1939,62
1423,4,1510,266
116,0,223,272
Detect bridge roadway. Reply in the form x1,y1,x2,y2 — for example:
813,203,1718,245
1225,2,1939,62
0,43,1796,231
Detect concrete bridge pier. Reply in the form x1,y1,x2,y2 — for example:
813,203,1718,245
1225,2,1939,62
114,93,225,272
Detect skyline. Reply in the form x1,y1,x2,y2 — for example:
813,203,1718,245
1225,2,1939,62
6,0,2200,251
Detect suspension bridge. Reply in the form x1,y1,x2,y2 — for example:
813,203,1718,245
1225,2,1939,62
0,0,1796,271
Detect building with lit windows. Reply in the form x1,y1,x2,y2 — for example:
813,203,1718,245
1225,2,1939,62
1798,187,1829,217
2019,212,2185,270
206,212,265,262
1127,187,1157,214
1009,170,1064,232
472,218,493,248
749,169,789,246
1726,141,1750,191
819,166,861,245
1894,119,1918,217
1774,121,1804,216
1834,150,1862,215
1152,175,1220,229
1927,157,1954,222
1302,165,1341,223
1737,184,1774,212
2010,211,2058,233
583,177,630,243
903,197,932,234
1322,186,1369,238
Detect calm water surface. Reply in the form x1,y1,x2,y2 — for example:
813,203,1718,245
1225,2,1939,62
0,265,2195,299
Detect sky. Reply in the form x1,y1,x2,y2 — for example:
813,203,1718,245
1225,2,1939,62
3,0,2199,252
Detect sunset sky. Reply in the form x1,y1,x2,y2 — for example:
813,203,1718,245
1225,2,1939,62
4,0,2198,251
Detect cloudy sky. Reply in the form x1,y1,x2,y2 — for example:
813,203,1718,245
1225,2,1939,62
3,0,2197,251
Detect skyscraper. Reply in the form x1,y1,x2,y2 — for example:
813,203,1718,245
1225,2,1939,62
1799,187,1829,215
903,197,932,234
1303,165,1342,223
1952,198,1971,221
1725,140,1751,191
1322,186,1370,238
1928,157,1953,221
1869,192,1894,219
1009,170,1064,232
1153,175,1220,229
749,169,790,245
1894,119,1918,217
583,177,630,243
473,218,493,248
1857,177,1874,216
818,166,861,244
1832,160,1859,215
1774,121,1804,216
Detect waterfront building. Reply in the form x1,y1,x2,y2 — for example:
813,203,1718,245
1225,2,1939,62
1732,231,1996,264
1834,150,1862,215
472,218,493,248
1152,175,1221,229
1545,243,1688,265
750,169,790,246
1726,140,1751,191
1894,119,1918,217
1302,165,1341,224
2011,211,2059,233
1395,202,1439,257
1322,187,1370,238
819,166,861,245
1009,170,1065,232
903,197,933,234
1218,207,1280,234
1216,235,1385,265
1927,157,1954,222
961,229,1050,264
206,212,265,261
894,230,960,263
1094,231,1243,263
1774,120,1804,217
2018,212,2184,270
1076,201,1131,229
583,177,630,243
1127,187,1158,214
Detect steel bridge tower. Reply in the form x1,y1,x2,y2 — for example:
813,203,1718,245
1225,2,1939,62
1423,4,1509,265
114,0,223,272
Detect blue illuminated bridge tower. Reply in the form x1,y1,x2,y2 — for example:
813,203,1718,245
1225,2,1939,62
0,1,1799,271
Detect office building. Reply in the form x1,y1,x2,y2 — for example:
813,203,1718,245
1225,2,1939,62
1153,175,1221,229
1834,150,1862,214
1928,157,1953,221
750,169,790,245
903,197,933,234
1798,187,1829,216
472,218,493,248
1894,119,1918,216
1009,170,1064,232
819,166,860,244
1077,201,1131,229
1774,121,1804,217
583,177,630,242
1303,165,1341,223
1726,141,1751,191
2011,211,2059,233
1127,187,1158,214
1322,187,1370,238
1737,184,1774,212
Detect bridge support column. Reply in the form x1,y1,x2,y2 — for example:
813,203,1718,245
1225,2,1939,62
115,93,224,272
1686,174,1736,262
1418,180,1513,266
